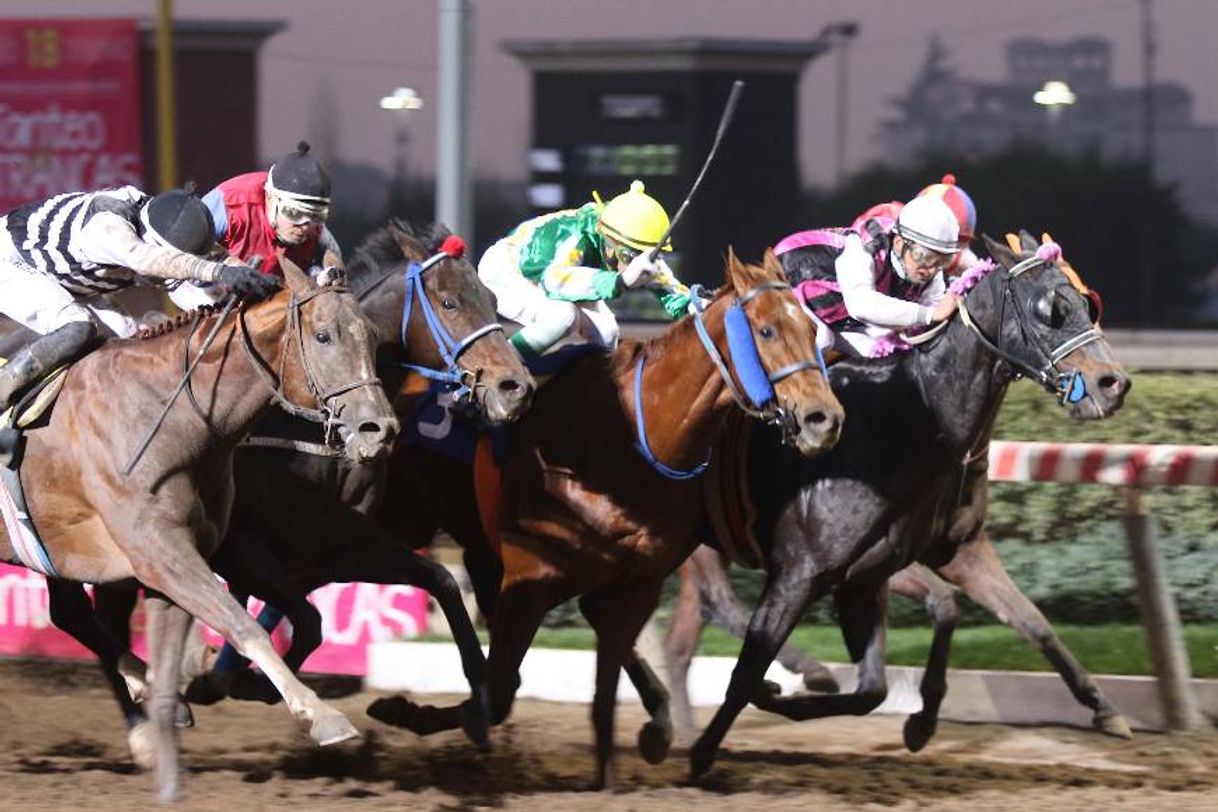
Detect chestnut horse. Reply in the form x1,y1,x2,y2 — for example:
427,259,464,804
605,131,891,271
366,248,844,788
673,232,1130,779
0,262,397,801
50,221,535,760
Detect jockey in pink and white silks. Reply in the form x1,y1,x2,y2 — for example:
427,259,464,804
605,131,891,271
775,187,978,359
0,186,275,413
478,180,692,359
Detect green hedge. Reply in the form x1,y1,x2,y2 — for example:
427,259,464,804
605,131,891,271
541,371,1218,629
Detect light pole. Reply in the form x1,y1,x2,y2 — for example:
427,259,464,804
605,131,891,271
815,22,860,188
380,87,423,213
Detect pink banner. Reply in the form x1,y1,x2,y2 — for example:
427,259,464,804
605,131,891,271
0,18,143,211
0,564,430,676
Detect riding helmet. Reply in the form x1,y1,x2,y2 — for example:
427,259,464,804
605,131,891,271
895,196,962,254
596,180,672,252
266,140,332,205
140,184,216,256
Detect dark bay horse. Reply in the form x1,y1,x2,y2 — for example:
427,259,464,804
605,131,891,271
367,248,845,788
55,221,534,761
0,262,397,801
678,232,1130,779
663,449,1133,748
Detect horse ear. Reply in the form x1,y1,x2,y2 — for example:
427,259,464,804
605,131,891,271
761,247,785,281
1018,230,1038,253
982,234,1018,269
280,256,314,294
725,246,749,296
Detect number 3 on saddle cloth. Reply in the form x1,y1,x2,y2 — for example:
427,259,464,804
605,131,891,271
399,343,603,549
0,357,71,577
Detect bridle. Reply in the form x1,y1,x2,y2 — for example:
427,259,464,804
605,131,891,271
632,279,828,480
239,283,384,439
955,254,1104,406
355,238,503,406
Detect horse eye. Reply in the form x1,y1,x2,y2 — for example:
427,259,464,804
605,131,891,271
442,297,458,311
759,325,776,339
314,330,332,345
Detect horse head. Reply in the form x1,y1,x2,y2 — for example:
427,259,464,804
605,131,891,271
973,231,1130,419
269,258,399,462
350,220,534,425
716,247,844,455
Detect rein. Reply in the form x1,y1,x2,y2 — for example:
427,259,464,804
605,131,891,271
632,280,827,480
955,256,1103,405
238,284,382,434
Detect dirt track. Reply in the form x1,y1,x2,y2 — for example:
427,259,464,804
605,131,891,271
2,658,1218,811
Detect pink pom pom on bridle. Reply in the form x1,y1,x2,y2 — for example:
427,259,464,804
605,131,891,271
1035,241,1062,262
440,235,466,259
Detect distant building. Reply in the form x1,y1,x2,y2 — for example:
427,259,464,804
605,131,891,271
880,36,1218,225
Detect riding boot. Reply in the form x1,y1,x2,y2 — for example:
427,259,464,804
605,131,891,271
0,321,98,415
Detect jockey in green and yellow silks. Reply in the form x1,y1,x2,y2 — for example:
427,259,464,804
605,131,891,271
477,180,691,358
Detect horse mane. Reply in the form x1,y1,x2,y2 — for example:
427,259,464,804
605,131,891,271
346,219,454,296
135,304,221,341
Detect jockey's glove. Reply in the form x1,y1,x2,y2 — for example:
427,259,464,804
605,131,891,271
218,264,281,301
620,252,671,289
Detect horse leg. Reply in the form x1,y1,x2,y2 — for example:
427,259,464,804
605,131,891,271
306,531,491,748
579,584,663,789
663,556,706,747
623,650,673,764
936,533,1133,739
749,580,890,722
128,533,359,747
690,561,826,780
143,594,193,803
887,564,959,752
693,545,839,693
46,580,157,768
367,573,554,744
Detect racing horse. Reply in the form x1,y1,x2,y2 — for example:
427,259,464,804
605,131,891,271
366,247,845,788
0,261,397,801
662,234,1133,748
677,232,1130,779
53,221,535,761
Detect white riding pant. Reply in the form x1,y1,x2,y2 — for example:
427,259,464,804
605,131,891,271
478,241,620,350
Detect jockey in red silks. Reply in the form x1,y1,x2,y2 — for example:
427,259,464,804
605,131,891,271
173,141,345,309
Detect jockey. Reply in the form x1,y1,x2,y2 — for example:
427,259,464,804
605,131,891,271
775,194,963,358
0,185,276,413
478,180,691,359
174,141,344,309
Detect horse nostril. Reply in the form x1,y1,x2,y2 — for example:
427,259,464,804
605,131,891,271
499,378,522,394
1100,374,1130,397
804,410,828,426
358,420,395,444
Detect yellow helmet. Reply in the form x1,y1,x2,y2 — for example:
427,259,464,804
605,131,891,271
595,180,673,252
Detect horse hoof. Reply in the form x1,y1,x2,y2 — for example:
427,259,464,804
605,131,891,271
174,697,195,729
184,675,227,707
366,695,418,729
903,713,937,753
127,722,156,771
688,739,716,781
311,711,360,747
637,720,671,765
459,700,491,752
802,667,841,694
1095,709,1134,740
228,672,282,705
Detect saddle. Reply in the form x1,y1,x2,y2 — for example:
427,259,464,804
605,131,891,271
0,357,70,577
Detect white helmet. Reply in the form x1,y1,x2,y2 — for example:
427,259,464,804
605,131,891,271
895,196,961,254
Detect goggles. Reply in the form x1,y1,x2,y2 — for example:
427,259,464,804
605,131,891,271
901,239,954,271
279,201,329,226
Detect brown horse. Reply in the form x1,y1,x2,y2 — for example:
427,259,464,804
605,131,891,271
0,262,396,801
367,248,845,788
48,221,535,761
